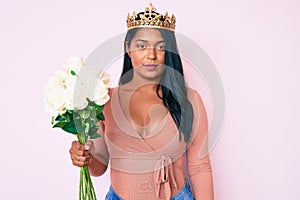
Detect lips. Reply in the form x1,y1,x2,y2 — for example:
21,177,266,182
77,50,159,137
143,64,158,70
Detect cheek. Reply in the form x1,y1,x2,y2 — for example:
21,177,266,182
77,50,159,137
158,52,165,63
130,53,143,67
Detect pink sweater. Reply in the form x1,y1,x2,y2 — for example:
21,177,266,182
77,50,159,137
90,88,214,200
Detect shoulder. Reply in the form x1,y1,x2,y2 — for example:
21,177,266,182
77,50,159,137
102,87,118,113
106,86,120,101
186,87,206,112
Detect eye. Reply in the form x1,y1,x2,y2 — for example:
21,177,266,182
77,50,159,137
136,44,146,49
156,44,165,50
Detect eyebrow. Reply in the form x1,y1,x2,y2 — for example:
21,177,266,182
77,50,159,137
134,39,165,43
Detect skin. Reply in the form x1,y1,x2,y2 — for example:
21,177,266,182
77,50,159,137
69,141,92,167
126,28,166,83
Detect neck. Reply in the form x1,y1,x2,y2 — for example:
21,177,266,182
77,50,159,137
126,72,161,93
126,80,159,93
137,83,158,93
127,78,159,93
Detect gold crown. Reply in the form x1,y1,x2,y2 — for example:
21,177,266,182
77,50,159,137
126,3,176,31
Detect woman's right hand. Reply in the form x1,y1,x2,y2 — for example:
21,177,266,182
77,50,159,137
69,140,95,167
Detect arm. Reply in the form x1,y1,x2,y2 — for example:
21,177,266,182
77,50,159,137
186,90,214,200
88,151,108,177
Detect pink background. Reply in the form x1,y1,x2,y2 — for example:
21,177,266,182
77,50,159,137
1,0,299,199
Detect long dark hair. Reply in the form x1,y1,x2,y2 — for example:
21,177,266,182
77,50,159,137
119,28,194,143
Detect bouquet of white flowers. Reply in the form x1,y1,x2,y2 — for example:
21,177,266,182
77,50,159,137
44,57,110,200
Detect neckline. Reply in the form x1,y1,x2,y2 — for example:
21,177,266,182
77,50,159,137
113,86,171,139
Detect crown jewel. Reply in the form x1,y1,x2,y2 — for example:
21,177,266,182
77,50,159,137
127,3,176,31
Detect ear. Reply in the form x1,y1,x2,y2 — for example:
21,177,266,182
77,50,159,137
125,41,131,57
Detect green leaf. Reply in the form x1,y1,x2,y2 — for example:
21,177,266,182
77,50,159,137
67,110,74,120
95,105,105,120
94,123,101,128
56,110,74,122
84,122,90,134
73,115,81,120
87,126,97,133
85,117,97,126
55,115,65,122
85,105,95,111
89,132,101,139
89,110,97,120
96,112,105,120
61,120,77,134
96,105,105,115
52,121,68,128
70,70,77,76
77,109,91,119
87,99,96,106
61,120,84,134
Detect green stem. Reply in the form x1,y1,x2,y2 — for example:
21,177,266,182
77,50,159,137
80,167,83,199
77,131,97,200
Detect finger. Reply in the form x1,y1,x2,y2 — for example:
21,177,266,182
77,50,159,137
72,141,90,151
70,142,91,155
84,140,93,150
69,150,91,163
71,153,92,162
72,158,85,167
70,148,91,157
72,155,93,166
71,141,82,149
84,140,95,156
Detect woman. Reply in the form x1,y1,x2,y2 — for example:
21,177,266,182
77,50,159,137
69,4,214,200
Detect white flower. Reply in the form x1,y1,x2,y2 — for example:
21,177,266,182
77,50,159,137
64,75,88,110
44,70,69,116
44,57,111,117
44,86,67,116
77,65,111,106
44,57,84,116
44,70,68,92
99,71,110,88
93,79,110,106
65,57,84,74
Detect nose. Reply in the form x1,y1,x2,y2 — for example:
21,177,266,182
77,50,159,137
147,47,157,60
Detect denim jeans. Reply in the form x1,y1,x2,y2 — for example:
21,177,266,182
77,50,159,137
105,179,195,200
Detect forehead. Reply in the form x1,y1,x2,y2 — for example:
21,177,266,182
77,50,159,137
132,28,164,42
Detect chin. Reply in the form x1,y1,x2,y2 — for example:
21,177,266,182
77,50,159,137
136,66,165,81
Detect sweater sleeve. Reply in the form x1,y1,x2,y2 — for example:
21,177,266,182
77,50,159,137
89,89,112,177
186,90,214,200
88,120,109,177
